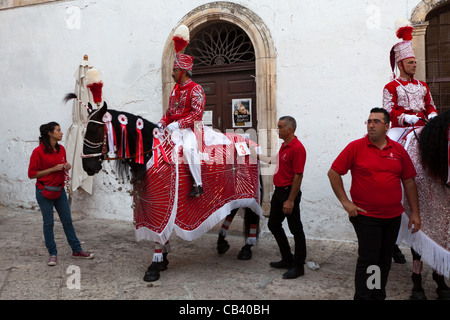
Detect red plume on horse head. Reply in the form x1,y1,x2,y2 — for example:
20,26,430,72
85,68,103,106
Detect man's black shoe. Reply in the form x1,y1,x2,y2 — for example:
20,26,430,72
189,185,204,197
282,265,305,279
269,260,293,269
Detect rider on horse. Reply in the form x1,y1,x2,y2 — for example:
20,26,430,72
157,25,206,198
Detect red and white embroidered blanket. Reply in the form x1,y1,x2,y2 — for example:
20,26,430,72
133,131,262,244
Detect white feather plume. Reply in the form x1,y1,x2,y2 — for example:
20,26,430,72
173,24,189,42
395,18,411,31
85,68,102,85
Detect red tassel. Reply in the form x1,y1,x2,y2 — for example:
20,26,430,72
153,137,159,168
86,82,103,104
136,128,144,164
118,124,130,158
173,36,188,53
396,26,414,41
152,136,169,167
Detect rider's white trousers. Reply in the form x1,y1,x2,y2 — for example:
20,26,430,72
179,128,202,187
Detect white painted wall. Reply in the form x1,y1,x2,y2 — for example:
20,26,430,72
0,0,422,241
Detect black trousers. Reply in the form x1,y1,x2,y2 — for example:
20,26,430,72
268,186,306,267
350,214,401,300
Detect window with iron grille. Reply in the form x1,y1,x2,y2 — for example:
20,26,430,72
185,23,255,67
426,4,450,114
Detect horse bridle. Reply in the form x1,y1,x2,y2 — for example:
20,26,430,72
81,119,108,159
81,118,171,161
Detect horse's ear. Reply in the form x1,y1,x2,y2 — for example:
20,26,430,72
87,103,94,115
96,101,108,118
98,101,107,114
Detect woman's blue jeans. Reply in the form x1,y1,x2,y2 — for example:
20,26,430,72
35,186,82,256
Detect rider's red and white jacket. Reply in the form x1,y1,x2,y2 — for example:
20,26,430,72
159,79,206,130
383,77,438,128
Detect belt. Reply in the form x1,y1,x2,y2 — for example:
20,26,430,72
275,185,291,190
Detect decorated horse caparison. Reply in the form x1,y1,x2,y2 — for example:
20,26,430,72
396,109,450,300
65,93,263,282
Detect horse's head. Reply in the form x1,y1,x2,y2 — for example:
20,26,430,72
82,101,108,176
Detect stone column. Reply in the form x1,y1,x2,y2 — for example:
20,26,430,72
412,22,429,82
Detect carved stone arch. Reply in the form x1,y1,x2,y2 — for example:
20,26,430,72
161,2,277,211
409,0,450,81
411,0,449,23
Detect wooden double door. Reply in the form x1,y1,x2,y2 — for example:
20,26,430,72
192,63,257,134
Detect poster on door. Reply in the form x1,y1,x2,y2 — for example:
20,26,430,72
232,98,252,128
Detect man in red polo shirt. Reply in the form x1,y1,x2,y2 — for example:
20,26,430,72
258,116,307,279
327,107,421,300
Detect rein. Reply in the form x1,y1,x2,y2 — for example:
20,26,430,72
396,117,428,144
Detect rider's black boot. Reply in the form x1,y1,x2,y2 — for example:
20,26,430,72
189,185,203,197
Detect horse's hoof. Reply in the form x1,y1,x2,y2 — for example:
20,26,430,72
143,271,160,282
217,239,230,255
143,262,161,282
237,244,252,260
410,289,427,300
437,288,450,300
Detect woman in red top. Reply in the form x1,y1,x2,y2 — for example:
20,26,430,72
28,122,94,266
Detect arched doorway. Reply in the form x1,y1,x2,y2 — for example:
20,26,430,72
185,23,257,134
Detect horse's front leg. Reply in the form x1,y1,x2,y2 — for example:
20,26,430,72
217,210,237,254
410,248,427,300
143,241,170,282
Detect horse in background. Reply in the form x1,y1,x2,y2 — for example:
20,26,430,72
397,109,450,300
64,93,263,282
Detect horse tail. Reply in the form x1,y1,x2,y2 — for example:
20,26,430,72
63,93,93,112
63,92,78,104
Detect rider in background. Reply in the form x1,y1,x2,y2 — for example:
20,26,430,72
383,19,437,145
383,19,441,300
